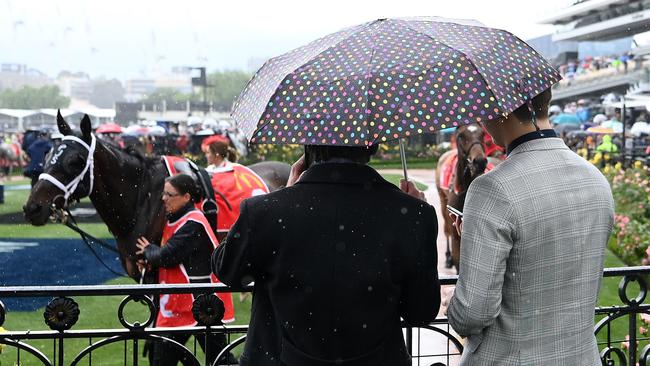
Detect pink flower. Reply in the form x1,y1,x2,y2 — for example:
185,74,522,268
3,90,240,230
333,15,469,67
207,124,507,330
641,326,648,335
622,335,630,349
641,313,650,324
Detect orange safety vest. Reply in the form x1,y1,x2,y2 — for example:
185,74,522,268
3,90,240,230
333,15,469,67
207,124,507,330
210,162,269,233
157,210,235,327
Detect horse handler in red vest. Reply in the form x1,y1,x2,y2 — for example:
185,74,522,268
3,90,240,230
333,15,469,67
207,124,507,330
136,173,238,365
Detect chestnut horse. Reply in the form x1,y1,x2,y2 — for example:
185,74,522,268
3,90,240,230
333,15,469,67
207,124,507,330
435,124,491,271
23,113,289,280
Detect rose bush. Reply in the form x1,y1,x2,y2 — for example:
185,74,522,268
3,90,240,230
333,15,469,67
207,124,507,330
603,161,650,265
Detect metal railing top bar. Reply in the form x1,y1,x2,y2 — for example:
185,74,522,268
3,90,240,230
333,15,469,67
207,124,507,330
0,283,252,297
603,266,650,277
0,266,646,298
0,325,250,340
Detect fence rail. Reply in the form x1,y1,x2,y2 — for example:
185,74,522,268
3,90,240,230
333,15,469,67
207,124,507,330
1,267,649,365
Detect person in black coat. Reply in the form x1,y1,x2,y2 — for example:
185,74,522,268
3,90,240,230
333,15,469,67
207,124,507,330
213,144,440,366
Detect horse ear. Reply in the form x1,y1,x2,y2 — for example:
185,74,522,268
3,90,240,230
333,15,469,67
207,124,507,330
57,110,73,136
80,114,92,140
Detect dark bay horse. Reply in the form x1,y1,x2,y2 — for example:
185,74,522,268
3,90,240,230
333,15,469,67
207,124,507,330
435,124,492,271
23,113,289,280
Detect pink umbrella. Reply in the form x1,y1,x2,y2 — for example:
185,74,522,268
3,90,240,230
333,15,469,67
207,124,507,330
96,123,123,134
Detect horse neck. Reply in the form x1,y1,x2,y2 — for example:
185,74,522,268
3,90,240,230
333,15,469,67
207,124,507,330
455,150,480,193
89,142,164,241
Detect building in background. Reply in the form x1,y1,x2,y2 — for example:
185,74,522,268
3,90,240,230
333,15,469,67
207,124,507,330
124,67,193,101
0,63,51,91
537,0,650,102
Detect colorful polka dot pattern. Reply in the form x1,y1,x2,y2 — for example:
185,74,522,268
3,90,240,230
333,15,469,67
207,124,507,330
232,17,561,146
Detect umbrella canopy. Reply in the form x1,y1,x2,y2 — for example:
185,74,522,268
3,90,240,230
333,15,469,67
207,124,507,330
587,126,617,134
553,123,580,135
96,122,123,134
233,17,560,146
123,125,166,136
551,113,581,125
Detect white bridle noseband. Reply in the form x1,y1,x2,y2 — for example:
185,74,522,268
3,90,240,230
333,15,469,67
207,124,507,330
39,134,96,204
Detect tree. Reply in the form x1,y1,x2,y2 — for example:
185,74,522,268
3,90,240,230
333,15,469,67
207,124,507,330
90,79,125,108
0,85,70,109
206,70,252,112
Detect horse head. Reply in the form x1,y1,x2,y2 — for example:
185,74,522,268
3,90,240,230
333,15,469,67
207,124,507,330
24,111,95,225
456,124,488,181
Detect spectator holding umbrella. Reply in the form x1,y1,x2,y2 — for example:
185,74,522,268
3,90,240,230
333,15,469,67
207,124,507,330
446,87,614,365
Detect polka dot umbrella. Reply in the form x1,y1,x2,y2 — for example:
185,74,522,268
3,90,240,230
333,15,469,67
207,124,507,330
233,17,561,148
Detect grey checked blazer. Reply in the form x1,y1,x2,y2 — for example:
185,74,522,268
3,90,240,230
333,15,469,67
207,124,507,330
447,137,615,366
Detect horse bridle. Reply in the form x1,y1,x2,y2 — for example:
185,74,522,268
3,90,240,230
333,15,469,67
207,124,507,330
459,140,484,165
38,134,96,207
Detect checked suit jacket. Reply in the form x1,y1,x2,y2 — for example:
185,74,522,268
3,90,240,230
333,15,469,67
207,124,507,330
213,162,440,366
447,137,615,365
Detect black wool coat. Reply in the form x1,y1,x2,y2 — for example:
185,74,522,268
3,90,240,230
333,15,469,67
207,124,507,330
213,162,440,366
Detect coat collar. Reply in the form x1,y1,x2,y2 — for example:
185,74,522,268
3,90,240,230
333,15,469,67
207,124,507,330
296,162,397,189
508,137,569,157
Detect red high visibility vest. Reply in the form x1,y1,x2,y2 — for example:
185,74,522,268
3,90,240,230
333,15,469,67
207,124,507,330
209,162,269,233
157,210,235,327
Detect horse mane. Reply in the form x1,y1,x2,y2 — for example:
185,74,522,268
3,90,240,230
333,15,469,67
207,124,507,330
93,136,160,172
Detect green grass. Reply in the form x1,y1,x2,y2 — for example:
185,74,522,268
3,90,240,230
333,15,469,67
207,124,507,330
0,277,252,365
382,174,428,191
0,190,29,216
595,248,641,349
370,159,438,170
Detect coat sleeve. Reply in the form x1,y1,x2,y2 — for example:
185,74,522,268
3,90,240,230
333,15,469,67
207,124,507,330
400,203,441,326
212,199,255,289
447,174,516,337
144,221,203,268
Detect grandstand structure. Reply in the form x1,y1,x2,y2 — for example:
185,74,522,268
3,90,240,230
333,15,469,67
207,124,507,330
539,0,650,101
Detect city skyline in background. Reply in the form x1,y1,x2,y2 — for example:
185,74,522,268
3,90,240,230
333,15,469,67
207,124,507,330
0,0,580,80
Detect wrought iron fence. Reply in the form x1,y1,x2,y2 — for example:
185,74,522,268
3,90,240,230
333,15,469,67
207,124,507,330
1,267,649,365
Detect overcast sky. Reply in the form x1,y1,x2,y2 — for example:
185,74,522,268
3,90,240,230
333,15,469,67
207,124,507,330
1,0,575,80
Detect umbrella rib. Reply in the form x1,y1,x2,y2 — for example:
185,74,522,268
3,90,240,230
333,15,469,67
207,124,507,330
399,22,507,117
363,21,382,147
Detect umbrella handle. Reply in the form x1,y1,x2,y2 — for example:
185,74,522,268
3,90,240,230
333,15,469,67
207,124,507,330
399,139,408,182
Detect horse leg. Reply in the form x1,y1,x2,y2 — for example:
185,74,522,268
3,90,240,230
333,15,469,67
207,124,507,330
436,187,454,269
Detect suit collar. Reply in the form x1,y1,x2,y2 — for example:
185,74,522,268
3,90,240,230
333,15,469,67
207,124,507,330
297,162,397,188
508,137,569,157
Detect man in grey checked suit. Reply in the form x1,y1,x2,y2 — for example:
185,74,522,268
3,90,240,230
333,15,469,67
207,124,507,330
446,88,615,365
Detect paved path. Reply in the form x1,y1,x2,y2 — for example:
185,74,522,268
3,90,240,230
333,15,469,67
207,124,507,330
379,169,461,366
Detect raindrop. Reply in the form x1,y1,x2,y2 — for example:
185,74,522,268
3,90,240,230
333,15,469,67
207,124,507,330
362,324,367,329
339,225,345,231
278,218,283,223
400,207,408,214
367,286,373,292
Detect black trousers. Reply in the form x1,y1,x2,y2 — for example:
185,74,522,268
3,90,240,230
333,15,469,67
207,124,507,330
150,331,228,366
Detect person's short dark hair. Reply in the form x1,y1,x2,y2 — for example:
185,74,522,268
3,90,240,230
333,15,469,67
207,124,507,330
165,173,201,202
511,87,553,122
305,144,379,165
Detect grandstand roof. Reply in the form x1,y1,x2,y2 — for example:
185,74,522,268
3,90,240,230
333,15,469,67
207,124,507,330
539,0,631,25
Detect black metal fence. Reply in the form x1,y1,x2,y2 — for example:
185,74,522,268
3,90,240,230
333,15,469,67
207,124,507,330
1,267,649,365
